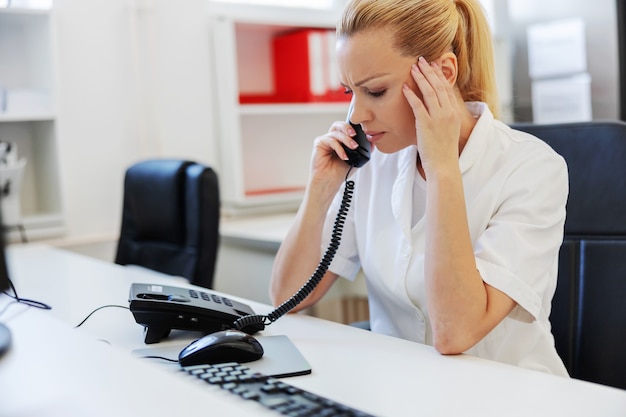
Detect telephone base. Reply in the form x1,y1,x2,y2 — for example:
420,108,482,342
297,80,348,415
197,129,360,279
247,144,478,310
128,283,264,344
143,326,171,345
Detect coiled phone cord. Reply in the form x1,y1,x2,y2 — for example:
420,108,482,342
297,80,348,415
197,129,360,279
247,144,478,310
233,167,354,331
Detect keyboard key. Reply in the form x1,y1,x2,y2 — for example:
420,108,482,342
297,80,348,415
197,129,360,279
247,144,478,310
181,363,375,416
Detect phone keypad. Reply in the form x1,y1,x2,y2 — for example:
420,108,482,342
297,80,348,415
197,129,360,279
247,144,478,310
188,289,234,307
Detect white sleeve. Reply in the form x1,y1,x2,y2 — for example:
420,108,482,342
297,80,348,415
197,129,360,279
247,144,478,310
474,146,568,322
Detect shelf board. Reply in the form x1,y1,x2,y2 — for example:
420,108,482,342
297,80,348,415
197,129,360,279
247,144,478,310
221,199,301,217
234,190,303,205
211,5,337,29
0,112,55,122
0,7,51,15
238,102,349,115
20,212,63,230
4,212,65,243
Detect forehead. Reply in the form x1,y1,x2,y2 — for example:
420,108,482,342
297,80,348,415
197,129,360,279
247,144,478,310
336,29,413,84
337,28,397,62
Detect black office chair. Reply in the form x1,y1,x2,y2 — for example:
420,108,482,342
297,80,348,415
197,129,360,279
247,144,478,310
511,121,626,390
115,159,220,289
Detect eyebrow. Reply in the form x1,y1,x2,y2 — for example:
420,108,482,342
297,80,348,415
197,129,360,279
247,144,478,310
343,73,390,88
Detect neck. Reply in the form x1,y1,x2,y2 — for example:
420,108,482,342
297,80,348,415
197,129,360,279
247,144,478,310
457,96,478,155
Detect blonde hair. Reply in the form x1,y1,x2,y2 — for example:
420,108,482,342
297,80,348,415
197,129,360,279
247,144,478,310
338,0,500,119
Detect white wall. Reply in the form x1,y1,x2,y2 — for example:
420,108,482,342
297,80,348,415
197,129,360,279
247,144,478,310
54,0,141,242
50,0,217,248
133,0,217,162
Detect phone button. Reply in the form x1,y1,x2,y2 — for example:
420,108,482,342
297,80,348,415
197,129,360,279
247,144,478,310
168,294,190,302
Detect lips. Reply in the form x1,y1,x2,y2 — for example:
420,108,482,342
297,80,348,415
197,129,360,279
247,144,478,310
365,131,384,143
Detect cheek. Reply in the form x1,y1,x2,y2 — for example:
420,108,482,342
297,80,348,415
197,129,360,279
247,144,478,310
397,101,417,140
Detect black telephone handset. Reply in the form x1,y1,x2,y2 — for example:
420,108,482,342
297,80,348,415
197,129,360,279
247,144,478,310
342,101,370,168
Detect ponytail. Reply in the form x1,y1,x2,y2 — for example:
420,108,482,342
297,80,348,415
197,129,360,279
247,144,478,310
452,0,500,118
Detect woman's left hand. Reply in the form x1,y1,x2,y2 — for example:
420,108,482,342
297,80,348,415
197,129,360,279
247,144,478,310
402,56,462,176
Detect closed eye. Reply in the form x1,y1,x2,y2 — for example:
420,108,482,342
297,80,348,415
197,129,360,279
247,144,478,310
342,87,386,98
368,90,386,98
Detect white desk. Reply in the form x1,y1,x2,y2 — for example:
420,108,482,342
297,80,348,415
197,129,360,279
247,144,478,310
2,244,626,416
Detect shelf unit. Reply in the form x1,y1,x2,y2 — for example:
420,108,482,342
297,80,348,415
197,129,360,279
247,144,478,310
0,5,64,240
209,11,350,214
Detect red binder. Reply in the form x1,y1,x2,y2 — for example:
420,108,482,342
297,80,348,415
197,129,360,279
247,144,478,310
271,28,349,103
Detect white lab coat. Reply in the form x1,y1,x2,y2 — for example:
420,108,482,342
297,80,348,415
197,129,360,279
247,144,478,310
323,102,569,376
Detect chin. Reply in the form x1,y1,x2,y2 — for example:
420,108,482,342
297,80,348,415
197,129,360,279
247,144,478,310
374,142,414,155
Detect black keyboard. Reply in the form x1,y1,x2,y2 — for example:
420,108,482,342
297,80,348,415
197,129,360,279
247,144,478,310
181,362,375,416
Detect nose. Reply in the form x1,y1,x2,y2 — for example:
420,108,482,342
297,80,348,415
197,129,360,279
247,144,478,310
348,97,370,126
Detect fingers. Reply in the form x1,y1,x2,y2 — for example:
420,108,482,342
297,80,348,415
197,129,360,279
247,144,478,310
329,120,354,136
410,57,454,113
318,121,360,162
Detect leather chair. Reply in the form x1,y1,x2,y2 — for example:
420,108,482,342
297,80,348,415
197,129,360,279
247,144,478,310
511,121,626,390
115,159,220,289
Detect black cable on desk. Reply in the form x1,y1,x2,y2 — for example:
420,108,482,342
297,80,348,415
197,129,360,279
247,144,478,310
1,277,51,314
74,304,129,328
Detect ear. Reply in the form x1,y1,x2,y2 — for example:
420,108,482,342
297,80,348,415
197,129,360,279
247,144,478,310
436,52,458,86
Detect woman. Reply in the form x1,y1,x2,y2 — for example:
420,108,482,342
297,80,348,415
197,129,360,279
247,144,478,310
270,0,569,376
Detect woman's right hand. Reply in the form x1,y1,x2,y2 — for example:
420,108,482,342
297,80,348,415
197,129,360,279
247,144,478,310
309,120,360,190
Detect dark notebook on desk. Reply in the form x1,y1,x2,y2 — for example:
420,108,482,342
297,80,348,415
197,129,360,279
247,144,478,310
133,335,311,378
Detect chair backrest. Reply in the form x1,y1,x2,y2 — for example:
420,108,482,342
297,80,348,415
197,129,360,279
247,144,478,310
115,159,220,289
511,121,626,389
